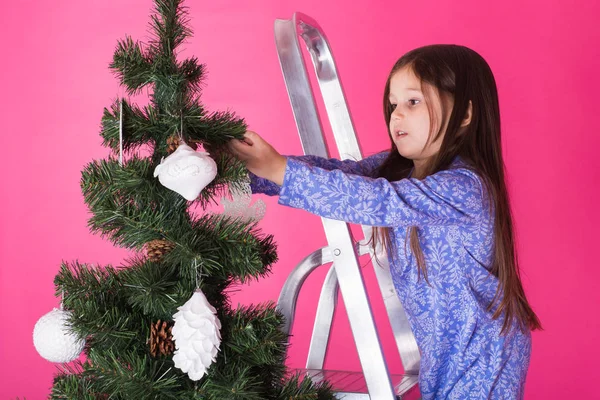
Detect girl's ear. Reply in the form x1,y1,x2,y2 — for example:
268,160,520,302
460,100,473,127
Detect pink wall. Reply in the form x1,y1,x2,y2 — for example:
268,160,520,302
1,0,598,398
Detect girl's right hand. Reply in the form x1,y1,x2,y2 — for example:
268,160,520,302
227,131,287,185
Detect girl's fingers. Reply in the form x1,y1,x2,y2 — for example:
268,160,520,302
227,141,242,157
241,134,254,146
229,139,246,151
244,130,262,145
228,130,264,161
228,138,253,161
231,137,252,149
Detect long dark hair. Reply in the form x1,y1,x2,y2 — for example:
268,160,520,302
371,44,541,334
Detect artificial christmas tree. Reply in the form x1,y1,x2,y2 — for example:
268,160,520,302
38,1,334,398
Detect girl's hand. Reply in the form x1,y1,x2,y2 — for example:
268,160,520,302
227,130,287,185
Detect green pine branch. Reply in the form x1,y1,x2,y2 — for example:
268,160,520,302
85,350,183,399
54,262,141,352
149,0,192,62
100,99,162,153
80,155,278,281
51,362,97,400
185,109,248,146
274,373,335,400
110,36,154,95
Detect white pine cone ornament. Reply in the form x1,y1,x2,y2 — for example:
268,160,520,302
33,308,85,363
172,289,222,381
153,142,217,201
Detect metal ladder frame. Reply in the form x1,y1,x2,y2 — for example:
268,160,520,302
273,12,421,399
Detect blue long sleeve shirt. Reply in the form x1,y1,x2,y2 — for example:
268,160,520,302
250,152,532,399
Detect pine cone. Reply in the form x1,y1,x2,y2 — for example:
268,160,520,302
167,135,198,153
149,319,175,357
146,239,175,262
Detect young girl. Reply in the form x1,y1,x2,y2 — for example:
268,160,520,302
228,44,541,399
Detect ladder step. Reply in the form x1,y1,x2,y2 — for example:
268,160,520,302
289,368,421,399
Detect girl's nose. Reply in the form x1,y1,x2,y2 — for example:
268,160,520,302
391,108,404,119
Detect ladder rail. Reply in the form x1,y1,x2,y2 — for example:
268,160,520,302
277,247,333,336
275,14,396,399
274,12,421,398
288,13,421,374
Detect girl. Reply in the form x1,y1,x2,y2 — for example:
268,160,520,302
228,44,541,399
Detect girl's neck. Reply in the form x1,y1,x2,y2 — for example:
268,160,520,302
411,158,428,179
411,164,426,179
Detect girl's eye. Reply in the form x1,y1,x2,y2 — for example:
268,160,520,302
389,103,397,111
409,99,421,106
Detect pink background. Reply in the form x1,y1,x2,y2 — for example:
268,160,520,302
1,0,598,398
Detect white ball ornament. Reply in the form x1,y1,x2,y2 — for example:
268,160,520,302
153,142,218,201
171,289,222,381
33,308,85,363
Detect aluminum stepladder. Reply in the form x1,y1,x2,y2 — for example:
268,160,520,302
274,13,421,400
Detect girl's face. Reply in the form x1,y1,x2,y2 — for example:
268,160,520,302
388,66,452,169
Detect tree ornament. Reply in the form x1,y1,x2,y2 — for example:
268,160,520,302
33,308,85,363
153,142,217,201
171,289,221,381
146,239,176,262
221,177,266,222
149,319,175,357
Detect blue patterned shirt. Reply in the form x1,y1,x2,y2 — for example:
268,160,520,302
250,152,532,399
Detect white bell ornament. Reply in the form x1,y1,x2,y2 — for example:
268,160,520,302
153,142,217,201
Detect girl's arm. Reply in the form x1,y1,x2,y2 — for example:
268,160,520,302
278,157,488,228
227,131,486,228
250,151,390,196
